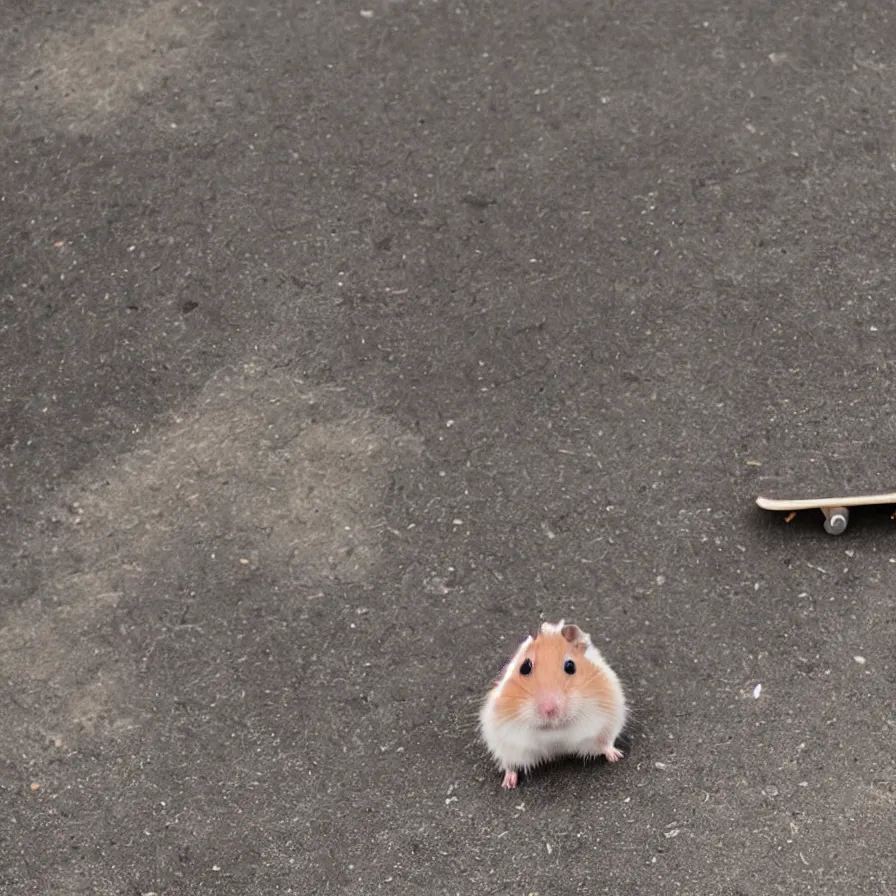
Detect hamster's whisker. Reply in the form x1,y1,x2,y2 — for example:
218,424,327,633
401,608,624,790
573,668,605,687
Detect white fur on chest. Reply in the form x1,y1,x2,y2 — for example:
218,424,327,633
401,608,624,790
480,695,621,772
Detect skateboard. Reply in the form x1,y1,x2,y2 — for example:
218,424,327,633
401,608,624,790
756,491,896,535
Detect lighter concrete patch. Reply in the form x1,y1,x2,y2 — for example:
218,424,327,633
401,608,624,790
0,360,419,755
5,1,214,135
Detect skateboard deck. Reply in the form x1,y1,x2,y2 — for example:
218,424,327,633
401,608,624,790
756,491,896,534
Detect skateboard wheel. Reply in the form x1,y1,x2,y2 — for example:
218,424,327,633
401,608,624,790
823,507,849,535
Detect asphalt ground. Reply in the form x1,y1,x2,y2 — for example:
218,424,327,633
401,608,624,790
1,1,895,894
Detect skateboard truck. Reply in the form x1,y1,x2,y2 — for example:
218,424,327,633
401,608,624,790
821,506,849,536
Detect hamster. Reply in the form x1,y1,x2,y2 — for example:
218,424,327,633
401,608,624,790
479,620,627,789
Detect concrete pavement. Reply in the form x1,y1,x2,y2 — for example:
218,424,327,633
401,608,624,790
1,1,894,893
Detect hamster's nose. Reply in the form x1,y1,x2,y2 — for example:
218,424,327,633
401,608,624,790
536,695,564,720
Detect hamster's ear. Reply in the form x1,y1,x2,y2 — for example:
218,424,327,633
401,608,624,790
561,623,586,645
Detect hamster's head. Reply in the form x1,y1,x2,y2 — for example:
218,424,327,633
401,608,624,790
494,621,604,730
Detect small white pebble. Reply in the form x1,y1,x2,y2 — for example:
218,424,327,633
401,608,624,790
360,9,373,17
654,762,667,770
853,655,866,665
752,683,762,698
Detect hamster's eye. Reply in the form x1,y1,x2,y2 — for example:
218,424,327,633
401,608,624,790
564,659,576,675
519,659,533,676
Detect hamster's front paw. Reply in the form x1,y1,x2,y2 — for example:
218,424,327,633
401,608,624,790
602,746,624,763
501,770,519,789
